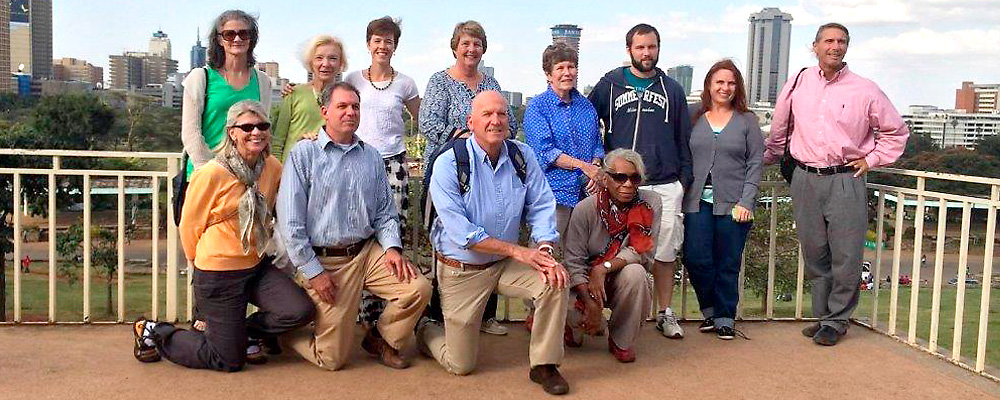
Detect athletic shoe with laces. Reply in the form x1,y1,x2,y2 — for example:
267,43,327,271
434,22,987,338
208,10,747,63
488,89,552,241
132,317,161,363
245,338,268,365
480,318,509,336
655,310,684,339
717,325,736,340
699,318,716,333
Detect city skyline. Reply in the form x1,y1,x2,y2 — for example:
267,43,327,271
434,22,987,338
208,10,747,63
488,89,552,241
746,7,792,106
44,1,1000,109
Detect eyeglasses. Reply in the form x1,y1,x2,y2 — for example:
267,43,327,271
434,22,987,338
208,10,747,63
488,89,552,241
232,122,271,132
218,29,255,41
608,172,642,185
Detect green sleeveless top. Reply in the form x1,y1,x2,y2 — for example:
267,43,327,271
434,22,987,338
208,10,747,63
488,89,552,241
186,68,261,177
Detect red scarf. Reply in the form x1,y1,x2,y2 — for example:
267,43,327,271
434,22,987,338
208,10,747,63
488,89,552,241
593,188,654,268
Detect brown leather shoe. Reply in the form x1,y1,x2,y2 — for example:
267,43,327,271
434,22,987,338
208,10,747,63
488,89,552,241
529,364,569,395
362,329,410,369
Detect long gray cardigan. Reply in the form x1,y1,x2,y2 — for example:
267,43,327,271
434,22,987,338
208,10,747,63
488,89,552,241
681,110,764,215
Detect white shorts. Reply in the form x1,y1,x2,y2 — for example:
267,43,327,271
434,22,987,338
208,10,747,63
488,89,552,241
644,181,684,263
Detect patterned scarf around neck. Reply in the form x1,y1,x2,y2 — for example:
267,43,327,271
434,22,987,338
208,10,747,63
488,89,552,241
593,188,655,267
215,145,272,257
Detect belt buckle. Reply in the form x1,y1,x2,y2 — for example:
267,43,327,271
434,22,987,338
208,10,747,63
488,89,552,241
816,167,835,176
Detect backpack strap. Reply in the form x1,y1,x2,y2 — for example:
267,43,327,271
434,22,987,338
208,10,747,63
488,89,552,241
453,138,471,195
506,140,528,186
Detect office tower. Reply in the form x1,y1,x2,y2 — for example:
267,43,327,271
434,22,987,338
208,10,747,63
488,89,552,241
746,7,792,106
956,81,1000,114
52,57,103,84
190,28,206,70
149,30,171,58
550,24,581,55
8,0,51,79
667,64,693,96
257,61,279,79
108,51,177,90
0,0,10,92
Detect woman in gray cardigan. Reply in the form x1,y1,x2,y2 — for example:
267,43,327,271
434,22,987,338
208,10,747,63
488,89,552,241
682,59,763,340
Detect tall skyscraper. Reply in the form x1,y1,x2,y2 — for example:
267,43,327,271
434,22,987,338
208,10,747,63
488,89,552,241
746,7,792,106
149,30,171,58
550,24,582,55
667,64,694,96
190,28,207,70
7,0,51,79
0,1,11,92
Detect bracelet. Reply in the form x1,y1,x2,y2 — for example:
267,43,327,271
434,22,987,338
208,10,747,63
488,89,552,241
538,244,555,254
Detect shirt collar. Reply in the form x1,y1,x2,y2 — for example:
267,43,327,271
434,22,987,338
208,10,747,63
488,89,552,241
469,134,509,169
816,63,850,83
317,126,364,152
545,85,579,106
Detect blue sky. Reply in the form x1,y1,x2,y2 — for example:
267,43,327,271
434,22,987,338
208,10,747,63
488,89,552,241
54,0,1000,109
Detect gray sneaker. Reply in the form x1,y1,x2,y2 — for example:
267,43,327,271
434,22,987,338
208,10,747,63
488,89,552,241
481,318,509,336
656,310,684,339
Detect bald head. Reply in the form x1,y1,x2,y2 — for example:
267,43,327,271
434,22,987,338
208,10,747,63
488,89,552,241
467,90,511,148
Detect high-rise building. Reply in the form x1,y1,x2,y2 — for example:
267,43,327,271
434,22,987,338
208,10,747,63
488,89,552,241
550,24,582,55
478,61,494,78
956,81,1000,114
746,7,792,106
500,90,523,109
52,58,103,85
108,51,177,90
149,30,171,58
0,1,10,92
257,61,279,79
667,64,694,96
190,28,206,70
8,0,51,79
903,105,1000,149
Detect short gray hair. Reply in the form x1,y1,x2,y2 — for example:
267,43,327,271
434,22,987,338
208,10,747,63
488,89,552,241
814,22,850,45
220,99,271,156
602,149,646,183
320,81,361,107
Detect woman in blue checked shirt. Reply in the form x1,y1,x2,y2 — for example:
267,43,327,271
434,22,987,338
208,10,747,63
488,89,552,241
522,43,604,336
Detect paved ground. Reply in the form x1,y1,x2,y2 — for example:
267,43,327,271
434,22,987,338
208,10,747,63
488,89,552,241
1,322,998,399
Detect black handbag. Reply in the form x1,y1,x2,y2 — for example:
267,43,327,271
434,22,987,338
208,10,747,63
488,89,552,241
172,153,188,226
779,68,808,184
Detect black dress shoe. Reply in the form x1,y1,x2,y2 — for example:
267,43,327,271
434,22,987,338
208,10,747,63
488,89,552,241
529,364,570,395
801,323,821,338
812,325,842,346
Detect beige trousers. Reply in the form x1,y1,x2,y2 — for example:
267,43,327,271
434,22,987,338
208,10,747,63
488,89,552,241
285,239,432,370
566,263,651,349
420,258,567,375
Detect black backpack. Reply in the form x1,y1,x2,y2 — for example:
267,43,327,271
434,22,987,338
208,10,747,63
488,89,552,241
421,131,528,233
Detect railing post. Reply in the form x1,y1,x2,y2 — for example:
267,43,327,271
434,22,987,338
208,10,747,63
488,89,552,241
952,202,972,362
908,177,926,344
889,191,905,336
974,185,998,372
166,158,179,322
117,175,126,323
795,246,804,320
13,173,21,323
151,176,160,320
766,187,777,320
83,175,91,322
871,191,887,328
928,198,947,352
47,157,58,323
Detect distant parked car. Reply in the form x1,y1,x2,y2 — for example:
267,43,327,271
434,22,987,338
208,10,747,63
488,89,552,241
947,276,980,286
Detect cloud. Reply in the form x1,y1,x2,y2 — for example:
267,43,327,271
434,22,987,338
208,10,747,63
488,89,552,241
852,28,1000,58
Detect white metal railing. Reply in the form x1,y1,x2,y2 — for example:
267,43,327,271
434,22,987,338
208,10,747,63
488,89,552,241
1,150,997,382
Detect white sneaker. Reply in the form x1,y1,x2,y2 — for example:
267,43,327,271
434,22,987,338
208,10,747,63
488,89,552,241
656,309,684,339
480,318,509,336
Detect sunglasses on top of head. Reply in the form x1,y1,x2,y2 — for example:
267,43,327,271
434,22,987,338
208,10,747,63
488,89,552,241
232,122,271,132
218,29,255,41
608,172,642,185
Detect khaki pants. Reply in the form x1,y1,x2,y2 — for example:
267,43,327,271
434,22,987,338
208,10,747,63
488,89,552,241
285,239,431,370
421,258,567,375
566,263,651,349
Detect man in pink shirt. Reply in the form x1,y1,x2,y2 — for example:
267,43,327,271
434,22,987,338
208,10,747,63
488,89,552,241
763,23,909,346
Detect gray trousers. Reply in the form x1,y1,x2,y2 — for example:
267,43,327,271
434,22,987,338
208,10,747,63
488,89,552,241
790,169,867,333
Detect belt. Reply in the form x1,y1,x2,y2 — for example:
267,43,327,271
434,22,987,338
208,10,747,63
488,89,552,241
795,160,855,176
435,251,501,271
313,238,369,258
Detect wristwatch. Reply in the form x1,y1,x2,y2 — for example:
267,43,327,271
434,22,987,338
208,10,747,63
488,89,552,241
602,261,613,271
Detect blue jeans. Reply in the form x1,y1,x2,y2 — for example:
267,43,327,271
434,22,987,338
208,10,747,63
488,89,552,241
683,201,752,328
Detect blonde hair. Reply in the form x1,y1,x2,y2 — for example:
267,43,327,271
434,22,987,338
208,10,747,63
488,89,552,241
300,34,348,73
221,100,271,157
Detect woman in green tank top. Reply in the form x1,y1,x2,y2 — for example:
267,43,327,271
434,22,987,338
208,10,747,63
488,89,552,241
181,9,273,178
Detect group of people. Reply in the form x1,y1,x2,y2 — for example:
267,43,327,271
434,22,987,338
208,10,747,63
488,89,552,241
130,9,910,396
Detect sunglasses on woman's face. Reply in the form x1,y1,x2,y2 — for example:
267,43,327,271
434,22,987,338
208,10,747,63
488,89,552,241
608,172,642,185
232,122,271,132
218,29,254,41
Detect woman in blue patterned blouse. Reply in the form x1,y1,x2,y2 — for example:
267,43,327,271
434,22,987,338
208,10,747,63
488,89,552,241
521,43,604,336
417,20,516,336
418,20,518,168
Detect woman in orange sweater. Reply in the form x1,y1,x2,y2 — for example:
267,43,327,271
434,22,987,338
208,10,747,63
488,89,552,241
132,100,314,371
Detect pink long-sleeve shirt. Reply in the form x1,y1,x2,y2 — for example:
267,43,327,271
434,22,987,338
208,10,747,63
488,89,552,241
763,65,909,168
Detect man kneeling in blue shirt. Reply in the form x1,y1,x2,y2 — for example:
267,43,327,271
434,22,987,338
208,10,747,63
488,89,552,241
417,91,570,395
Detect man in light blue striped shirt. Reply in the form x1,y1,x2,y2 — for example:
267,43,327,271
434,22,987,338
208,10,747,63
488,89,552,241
278,82,431,371
417,91,571,395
